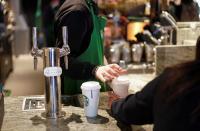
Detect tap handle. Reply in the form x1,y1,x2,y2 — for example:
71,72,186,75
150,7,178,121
62,26,70,70
34,57,38,70
62,26,68,47
32,27,38,70
64,56,68,69
32,27,38,49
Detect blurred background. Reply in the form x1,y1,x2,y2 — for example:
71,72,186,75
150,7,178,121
0,0,199,96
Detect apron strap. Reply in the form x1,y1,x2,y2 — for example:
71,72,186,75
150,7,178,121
85,0,93,6
85,0,95,14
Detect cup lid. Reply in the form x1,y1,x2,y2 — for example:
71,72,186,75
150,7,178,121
112,76,130,85
81,81,101,90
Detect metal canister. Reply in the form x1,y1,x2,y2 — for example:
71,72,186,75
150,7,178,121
122,42,131,63
131,43,144,63
109,43,121,63
144,43,155,63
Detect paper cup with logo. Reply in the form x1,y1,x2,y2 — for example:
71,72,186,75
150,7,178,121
111,76,130,98
81,81,101,118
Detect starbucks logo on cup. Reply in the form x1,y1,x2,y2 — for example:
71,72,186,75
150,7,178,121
83,95,89,107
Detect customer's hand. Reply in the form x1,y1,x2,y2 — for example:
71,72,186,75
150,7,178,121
108,91,120,108
95,64,127,82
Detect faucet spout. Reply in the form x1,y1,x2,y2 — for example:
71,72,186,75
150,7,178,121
60,26,70,69
31,27,43,70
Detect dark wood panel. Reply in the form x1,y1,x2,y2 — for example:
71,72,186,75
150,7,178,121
0,93,4,130
0,33,13,84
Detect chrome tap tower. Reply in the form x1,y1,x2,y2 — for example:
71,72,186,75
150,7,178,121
31,27,70,119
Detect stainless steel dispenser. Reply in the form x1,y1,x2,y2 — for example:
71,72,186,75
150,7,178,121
31,26,70,119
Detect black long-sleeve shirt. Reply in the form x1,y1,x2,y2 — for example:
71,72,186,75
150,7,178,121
54,0,98,80
111,68,200,131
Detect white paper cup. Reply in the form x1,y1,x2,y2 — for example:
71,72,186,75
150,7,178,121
81,81,101,118
111,76,130,98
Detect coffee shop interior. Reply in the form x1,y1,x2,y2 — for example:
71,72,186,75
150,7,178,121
0,0,200,130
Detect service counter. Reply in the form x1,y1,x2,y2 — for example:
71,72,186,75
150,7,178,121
1,74,155,131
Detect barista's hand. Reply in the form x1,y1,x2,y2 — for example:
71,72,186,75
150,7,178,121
95,64,127,82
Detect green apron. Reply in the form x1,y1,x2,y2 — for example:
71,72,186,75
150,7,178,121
62,0,107,95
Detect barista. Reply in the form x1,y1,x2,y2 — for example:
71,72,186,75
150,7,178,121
54,0,126,95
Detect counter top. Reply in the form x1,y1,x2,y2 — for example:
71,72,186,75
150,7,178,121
2,94,117,131
1,94,153,131
1,74,155,131
127,73,155,93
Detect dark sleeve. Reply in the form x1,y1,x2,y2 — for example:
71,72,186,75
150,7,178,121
111,70,167,125
61,57,96,80
56,5,96,80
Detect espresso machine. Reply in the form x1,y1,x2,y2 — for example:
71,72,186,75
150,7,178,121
31,26,70,119
160,11,178,45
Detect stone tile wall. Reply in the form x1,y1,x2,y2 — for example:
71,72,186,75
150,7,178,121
155,45,196,75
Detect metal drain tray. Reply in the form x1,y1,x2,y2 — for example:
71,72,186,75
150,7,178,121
22,97,45,111
22,95,84,111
